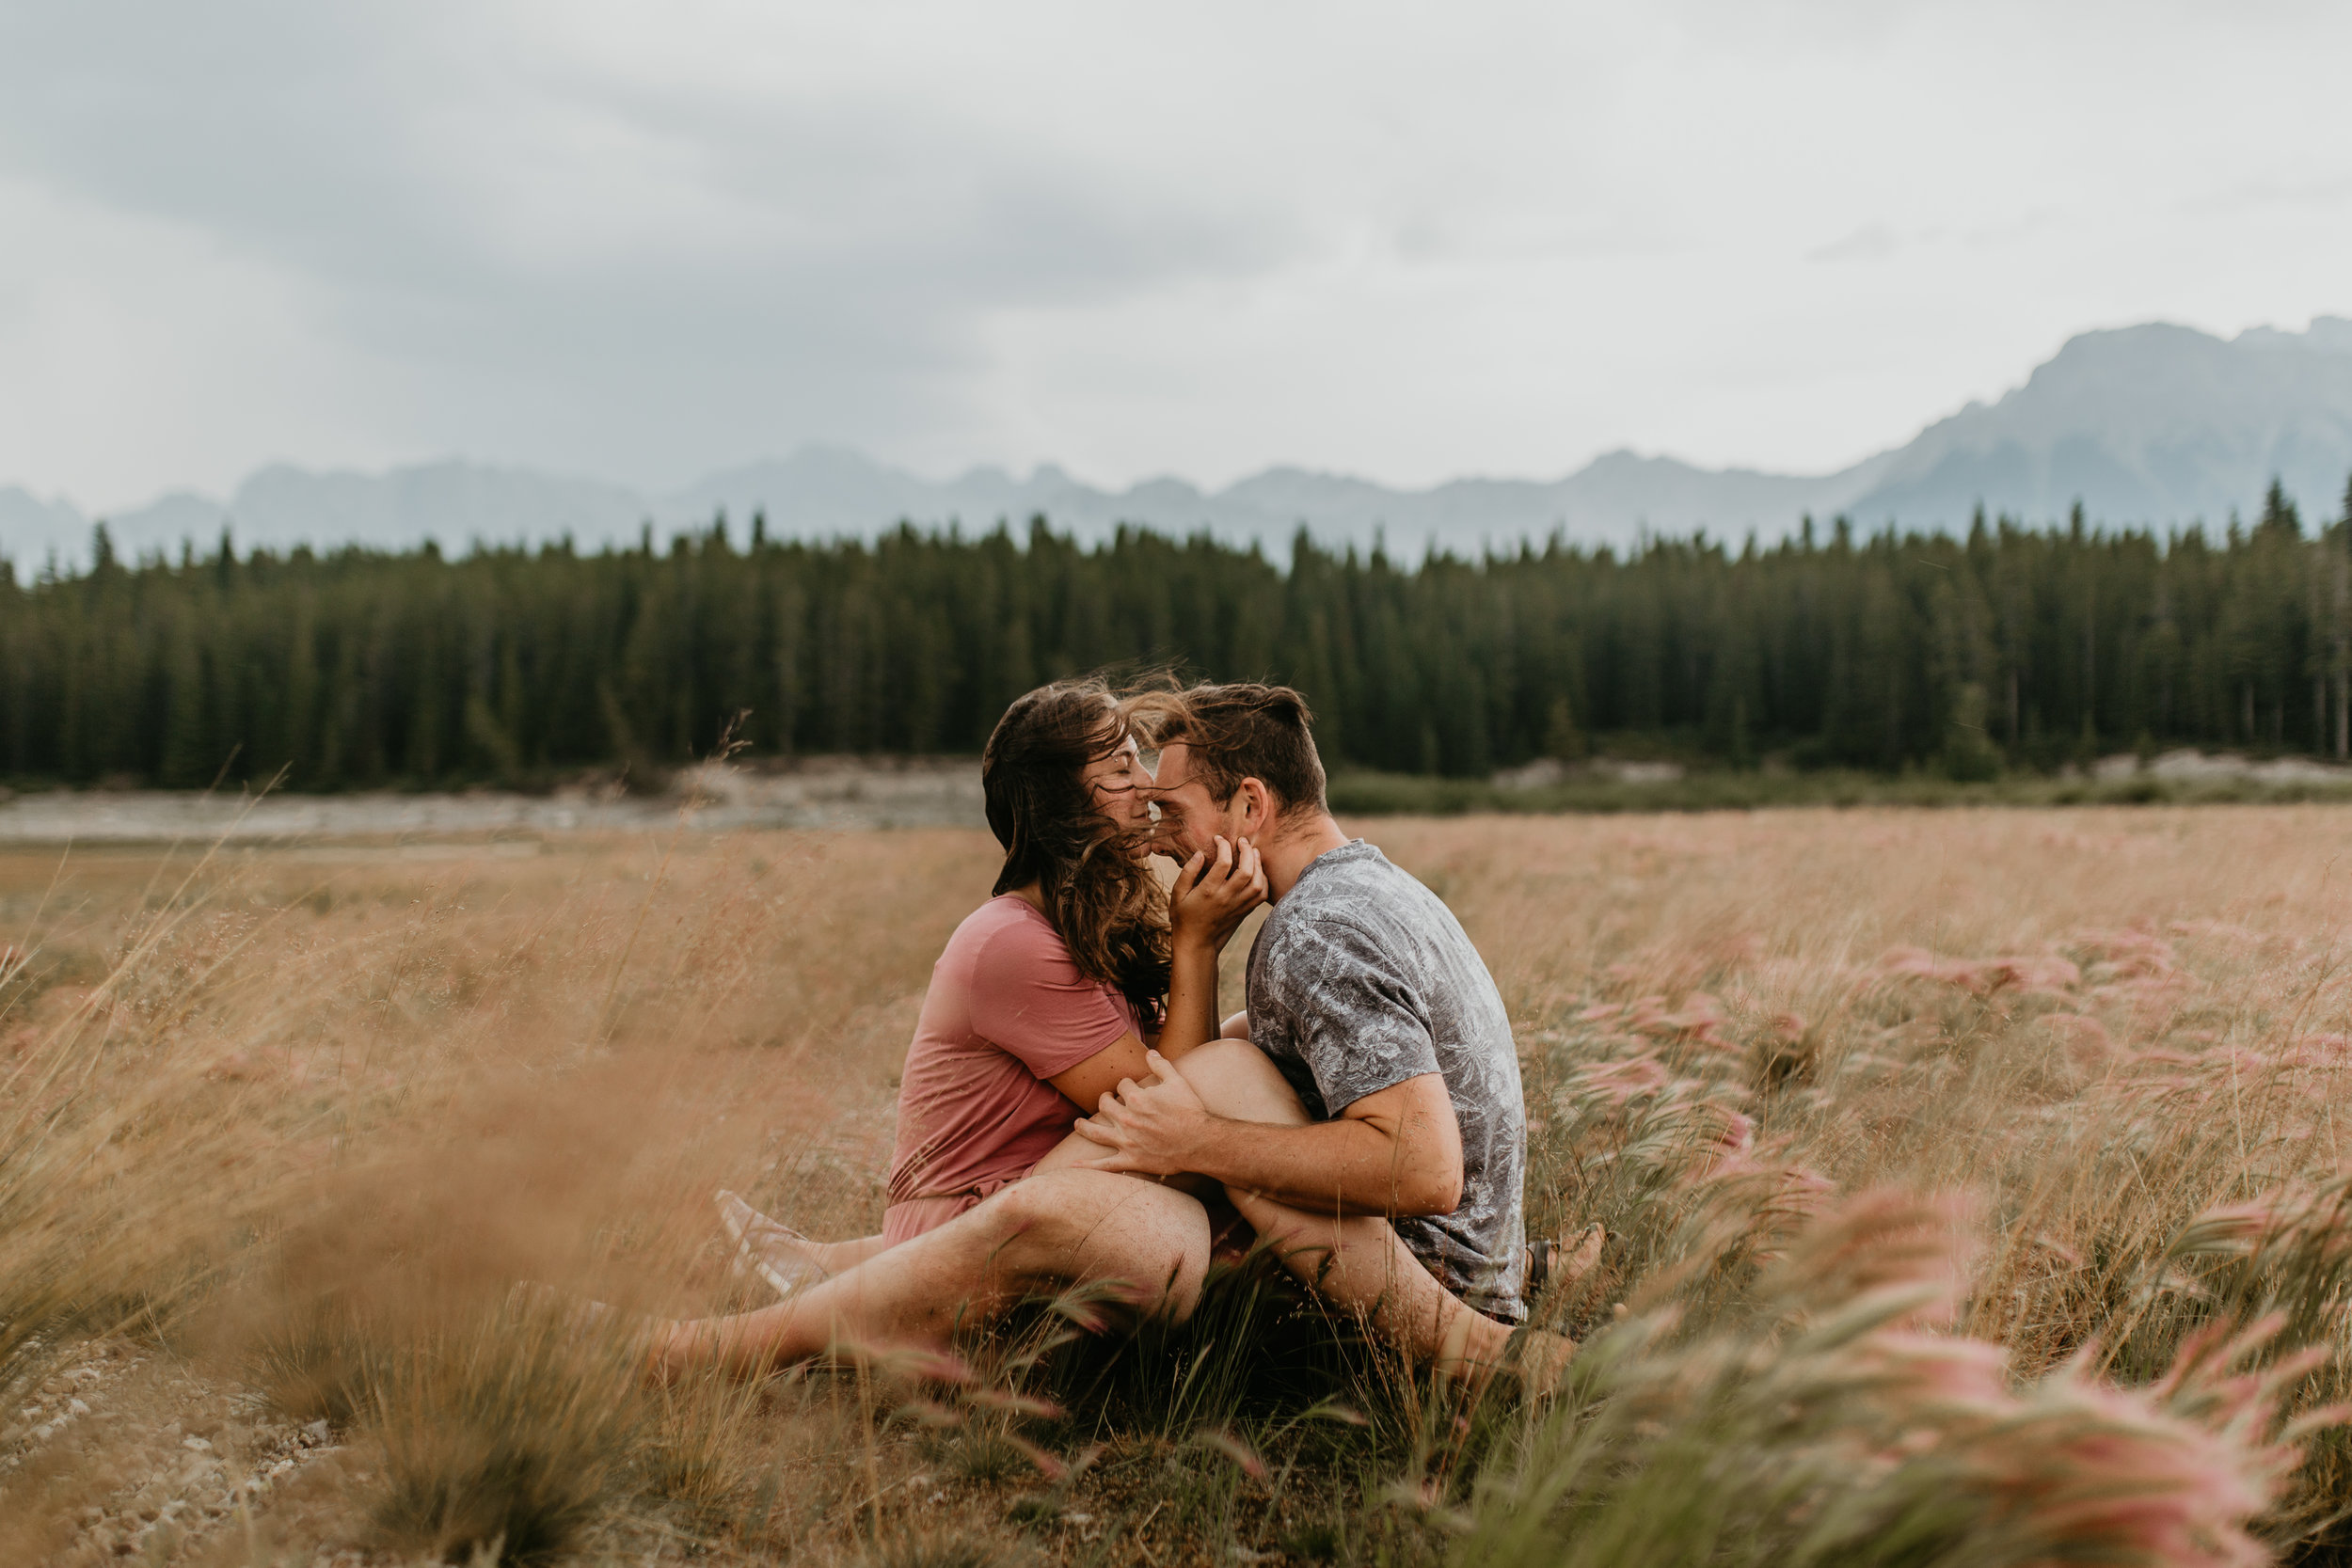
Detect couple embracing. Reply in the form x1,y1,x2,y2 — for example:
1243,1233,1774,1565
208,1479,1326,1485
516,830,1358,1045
654,679,1570,1389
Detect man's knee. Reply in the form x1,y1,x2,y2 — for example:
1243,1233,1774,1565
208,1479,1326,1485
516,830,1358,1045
1173,1037,1309,1126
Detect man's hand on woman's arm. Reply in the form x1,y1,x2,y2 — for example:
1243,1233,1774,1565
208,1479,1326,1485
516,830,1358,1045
1069,1052,1466,1218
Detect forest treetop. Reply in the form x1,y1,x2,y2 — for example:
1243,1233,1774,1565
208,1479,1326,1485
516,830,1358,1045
4,475,2349,791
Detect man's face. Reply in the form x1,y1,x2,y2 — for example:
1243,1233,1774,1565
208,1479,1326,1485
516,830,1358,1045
1147,740,1249,858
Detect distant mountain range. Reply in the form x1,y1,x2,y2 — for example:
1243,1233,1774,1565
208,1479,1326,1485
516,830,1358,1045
6,317,2351,571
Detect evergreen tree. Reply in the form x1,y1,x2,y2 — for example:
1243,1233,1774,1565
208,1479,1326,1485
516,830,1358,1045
2,472,2350,787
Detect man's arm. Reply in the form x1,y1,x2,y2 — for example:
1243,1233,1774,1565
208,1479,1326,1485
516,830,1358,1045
1071,1050,1465,1217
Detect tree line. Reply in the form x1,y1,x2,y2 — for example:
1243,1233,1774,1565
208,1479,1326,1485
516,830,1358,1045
2,476,2349,790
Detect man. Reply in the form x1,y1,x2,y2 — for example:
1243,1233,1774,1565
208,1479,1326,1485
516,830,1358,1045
1069,682,1540,1381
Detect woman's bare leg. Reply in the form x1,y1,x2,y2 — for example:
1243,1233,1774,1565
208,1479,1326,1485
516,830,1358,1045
661,1168,1212,1379
803,1235,892,1272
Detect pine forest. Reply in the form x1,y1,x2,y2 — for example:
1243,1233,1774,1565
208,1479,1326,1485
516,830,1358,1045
3,478,2349,791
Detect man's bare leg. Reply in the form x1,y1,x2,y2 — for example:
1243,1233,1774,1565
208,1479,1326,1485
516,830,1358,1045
1152,1039,1523,1384
659,1169,1210,1379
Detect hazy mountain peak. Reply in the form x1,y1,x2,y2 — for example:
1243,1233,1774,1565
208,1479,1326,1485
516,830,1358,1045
7,317,2351,569
1848,316,2352,528
2308,316,2352,351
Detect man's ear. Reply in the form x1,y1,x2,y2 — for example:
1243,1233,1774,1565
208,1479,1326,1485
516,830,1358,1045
1239,777,1275,835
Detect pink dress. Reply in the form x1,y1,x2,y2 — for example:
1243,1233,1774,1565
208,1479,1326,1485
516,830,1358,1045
882,896,1145,1244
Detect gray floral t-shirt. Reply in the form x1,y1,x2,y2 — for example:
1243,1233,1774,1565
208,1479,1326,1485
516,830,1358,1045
1245,841,1527,1322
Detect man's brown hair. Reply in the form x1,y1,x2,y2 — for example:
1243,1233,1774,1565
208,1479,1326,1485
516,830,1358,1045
1124,681,1328,816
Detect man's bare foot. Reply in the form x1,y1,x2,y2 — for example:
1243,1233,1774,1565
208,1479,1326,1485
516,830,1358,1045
1434,1303,1578,1402
1555,1222,1606,1288
715,1189,832,1300
1499,1326,1578,1400
1526,1222,1606,1295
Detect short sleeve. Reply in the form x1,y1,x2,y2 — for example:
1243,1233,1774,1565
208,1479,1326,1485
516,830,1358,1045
1274,916,1441,1112
969,915,1138,1080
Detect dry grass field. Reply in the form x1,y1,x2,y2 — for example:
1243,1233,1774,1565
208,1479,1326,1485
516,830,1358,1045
8,804,2352,1566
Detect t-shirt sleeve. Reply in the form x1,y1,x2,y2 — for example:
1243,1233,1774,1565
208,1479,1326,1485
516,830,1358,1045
1275,915,1442,1112
969,917,1140,1081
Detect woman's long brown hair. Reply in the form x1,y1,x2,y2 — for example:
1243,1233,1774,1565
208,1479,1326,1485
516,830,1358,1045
982,681,1170,1025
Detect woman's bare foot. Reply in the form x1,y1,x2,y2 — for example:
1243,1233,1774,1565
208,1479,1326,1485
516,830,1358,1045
510,1281,677,1382
715,1189,834,1300
508,1278,614,1333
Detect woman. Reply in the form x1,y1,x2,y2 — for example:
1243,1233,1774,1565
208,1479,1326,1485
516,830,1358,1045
713,678,1266,1298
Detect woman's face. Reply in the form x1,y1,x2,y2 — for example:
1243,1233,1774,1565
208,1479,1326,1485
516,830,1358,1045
1079,732,1156,843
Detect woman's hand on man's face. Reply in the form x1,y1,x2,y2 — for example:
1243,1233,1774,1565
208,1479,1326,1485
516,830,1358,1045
1169,834,1267,952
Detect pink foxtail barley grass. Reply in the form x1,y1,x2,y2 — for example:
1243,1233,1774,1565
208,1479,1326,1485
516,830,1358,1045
3,804,2352,1563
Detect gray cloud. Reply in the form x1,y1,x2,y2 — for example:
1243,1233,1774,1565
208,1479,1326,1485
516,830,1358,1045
1806,223,1901,263
0,3,1304,487
2,2,2350,509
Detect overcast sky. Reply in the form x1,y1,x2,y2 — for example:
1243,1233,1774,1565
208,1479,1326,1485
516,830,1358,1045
3,1,2348,513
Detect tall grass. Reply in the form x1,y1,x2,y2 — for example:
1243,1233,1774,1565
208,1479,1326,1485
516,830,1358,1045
1462,1192,2316,1568
4,805,2352,1563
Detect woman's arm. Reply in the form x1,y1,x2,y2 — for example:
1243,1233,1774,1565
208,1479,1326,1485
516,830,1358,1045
1035,1030,1213,1197
1047,1032,1153,1109
1157,836,1266,1060
1043,837,1263,1106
